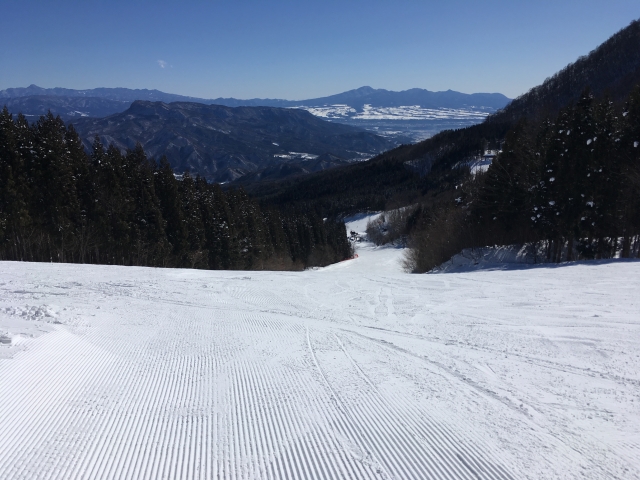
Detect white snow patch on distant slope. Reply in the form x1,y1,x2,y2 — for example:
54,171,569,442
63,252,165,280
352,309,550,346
293,104,493,121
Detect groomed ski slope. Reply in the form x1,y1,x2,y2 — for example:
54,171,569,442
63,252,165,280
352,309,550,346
1,216,639,479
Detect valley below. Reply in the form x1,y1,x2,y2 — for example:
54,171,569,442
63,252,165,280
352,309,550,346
1,216,639,479
326,116,493,143
294,104,497,142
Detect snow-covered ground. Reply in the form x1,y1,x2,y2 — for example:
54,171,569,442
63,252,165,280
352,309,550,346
291,105,496,142
1,216,639,479
295,104,493,121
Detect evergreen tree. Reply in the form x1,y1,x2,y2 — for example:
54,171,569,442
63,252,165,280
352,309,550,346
123,144,167,265
179,172,207,267
155,157,188,265
619,86,640,256
207,183,235,269
0,108,31,260
476,120,536,244
29,112,82,262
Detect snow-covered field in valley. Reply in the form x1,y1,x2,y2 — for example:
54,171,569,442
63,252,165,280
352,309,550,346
296,104,493,121
1,216,639,479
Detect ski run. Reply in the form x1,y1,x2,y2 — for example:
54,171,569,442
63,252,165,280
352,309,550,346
1,215,639,480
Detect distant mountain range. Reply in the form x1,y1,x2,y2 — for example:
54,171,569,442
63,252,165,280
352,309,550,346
207,86,510,111
2,95,130,121
1,85,511,181
1,85,510,123
0,85,208,104
72,101,398,182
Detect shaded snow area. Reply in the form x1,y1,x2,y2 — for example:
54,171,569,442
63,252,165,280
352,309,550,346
433,245,546,273
468,158,493,174
433,244,640,274
1,225,640,479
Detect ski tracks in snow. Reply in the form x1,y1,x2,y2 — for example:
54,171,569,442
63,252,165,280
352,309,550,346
0,257,640,479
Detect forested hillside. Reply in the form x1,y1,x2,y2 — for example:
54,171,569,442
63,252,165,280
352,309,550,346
0,109,352,270
72,101,396,182
403,87,640,271
2,95,129,122
255,20,640,220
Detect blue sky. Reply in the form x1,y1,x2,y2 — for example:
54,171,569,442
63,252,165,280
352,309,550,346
2,1,639,100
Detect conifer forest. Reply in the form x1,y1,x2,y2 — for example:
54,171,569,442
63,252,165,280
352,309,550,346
403,86,640,271
0,109,352,270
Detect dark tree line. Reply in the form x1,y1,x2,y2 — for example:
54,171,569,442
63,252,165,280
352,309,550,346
251,152,424,218
404,87,640,271
0,108,352,270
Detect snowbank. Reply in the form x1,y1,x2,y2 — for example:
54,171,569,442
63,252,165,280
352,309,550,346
432,243,640,273
432,244,543,272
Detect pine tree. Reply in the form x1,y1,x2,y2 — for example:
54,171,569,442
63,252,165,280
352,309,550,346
123,144,167,265
537,106,572,260
0,108,32,260
91,141,132,264
587,97,622,258
155,157,188,266
179,172,207,268
620,86,640,256
476,120,536,244
29,112,82,262
207,184,235,269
